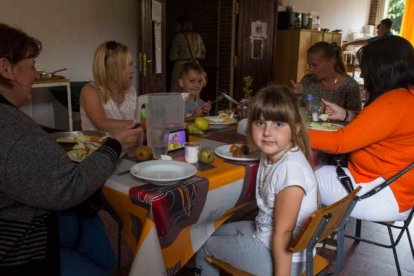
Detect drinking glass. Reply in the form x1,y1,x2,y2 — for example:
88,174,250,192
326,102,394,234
148,128,169,159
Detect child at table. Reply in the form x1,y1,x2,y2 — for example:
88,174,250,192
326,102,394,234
178,62,211,117
195,84,318,276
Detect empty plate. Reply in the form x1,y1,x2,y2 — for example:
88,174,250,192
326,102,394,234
129,160,197,185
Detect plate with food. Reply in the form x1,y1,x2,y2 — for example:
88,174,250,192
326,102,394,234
307,122,344,131
129,160,197,185
215,144,260,161
204,116,237,129
51,131,109,162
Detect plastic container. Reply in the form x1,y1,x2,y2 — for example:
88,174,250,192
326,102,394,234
136,93,188,153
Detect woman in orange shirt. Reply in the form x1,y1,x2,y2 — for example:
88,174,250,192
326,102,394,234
309,36,414,221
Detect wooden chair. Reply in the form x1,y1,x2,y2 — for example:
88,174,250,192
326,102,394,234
342,49,359,78
345,208,414,276
206,186,361,276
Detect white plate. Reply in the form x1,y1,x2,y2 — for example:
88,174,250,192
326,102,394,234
307,122,344,132
129,160,197,185
204,116,237,129
215,144,260,161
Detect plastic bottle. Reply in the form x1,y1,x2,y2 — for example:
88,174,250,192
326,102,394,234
315,16,321,31
295,13,302,29
312,101,320,122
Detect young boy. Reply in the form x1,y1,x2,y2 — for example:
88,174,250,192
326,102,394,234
178,62,211,116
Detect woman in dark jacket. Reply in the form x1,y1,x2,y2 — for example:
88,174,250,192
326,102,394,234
0,23,142,275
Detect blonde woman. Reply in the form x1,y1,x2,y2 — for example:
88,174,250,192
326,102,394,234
80,41,143,133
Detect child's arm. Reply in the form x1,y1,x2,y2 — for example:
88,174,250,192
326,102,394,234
193,100,211,116
273,186,305,276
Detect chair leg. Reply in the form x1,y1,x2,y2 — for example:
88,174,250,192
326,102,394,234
354,219,361,244
386,225,402,276
407,228,414,260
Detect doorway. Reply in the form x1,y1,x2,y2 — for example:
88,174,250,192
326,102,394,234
165,0,278,111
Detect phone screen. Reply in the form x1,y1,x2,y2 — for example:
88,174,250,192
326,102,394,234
167,129,188,152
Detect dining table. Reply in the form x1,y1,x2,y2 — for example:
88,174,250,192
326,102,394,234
101,125,259,275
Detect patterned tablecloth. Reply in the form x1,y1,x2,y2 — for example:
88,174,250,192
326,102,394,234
102,127,259,275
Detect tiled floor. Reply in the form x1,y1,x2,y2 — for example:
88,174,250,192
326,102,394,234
101,210,414,276
332,217,414,276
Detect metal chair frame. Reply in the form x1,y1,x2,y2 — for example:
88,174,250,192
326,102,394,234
345,208,414,276
206,187,362,276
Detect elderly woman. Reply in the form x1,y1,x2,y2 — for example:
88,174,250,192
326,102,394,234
309,36,414,221
0,23,141,274
291,41,362,114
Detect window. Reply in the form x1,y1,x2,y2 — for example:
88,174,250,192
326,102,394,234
382,0,406,33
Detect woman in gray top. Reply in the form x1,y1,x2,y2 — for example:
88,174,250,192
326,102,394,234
0,23,142,274
291,41,362,113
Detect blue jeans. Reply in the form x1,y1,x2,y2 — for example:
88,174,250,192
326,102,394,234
59,211,116,276
195,221,305,276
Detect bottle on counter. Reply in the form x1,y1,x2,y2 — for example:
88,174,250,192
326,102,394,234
314,16,321,31
295,13,302,29
307,13,313,29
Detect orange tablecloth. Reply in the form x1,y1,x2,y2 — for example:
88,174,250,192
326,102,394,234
103,128,258,275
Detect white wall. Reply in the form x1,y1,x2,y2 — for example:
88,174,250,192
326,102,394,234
1,0,138,129
0,0,138,83
283,0,371,41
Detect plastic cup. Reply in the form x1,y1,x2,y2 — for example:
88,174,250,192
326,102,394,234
184,142,201,164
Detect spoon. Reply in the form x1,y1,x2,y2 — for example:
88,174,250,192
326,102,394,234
218,91,239,105
41,68,67,78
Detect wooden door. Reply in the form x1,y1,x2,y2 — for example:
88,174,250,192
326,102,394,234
137,0,166,94
233,0,277,100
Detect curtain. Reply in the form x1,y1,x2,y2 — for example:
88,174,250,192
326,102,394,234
400,0,414,45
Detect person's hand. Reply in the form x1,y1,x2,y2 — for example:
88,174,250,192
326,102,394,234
201,100,212,114
193,101,211,116
290,80,303,96
321,99,347,121
111,121,144,152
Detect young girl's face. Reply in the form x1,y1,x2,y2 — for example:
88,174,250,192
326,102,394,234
251,117,293,164
178,69,203,95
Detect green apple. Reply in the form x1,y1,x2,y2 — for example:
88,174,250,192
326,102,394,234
199,147,215,164
186,122,204,135
194,116,209,131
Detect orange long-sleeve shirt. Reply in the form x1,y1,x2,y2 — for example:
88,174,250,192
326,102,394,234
309,88,414,212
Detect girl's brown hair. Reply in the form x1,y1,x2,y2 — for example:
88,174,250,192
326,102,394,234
246,84,314,166
0,23,42,88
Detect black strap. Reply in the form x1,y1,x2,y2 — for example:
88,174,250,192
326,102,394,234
336,162,414,200
336,166,354,193
359,161,414,200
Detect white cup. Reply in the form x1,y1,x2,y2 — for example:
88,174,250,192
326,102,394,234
184,142,201,163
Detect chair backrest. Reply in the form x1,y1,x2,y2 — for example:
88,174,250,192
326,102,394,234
290,186,361,253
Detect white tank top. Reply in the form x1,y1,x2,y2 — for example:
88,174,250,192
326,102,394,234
80,83,138,131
